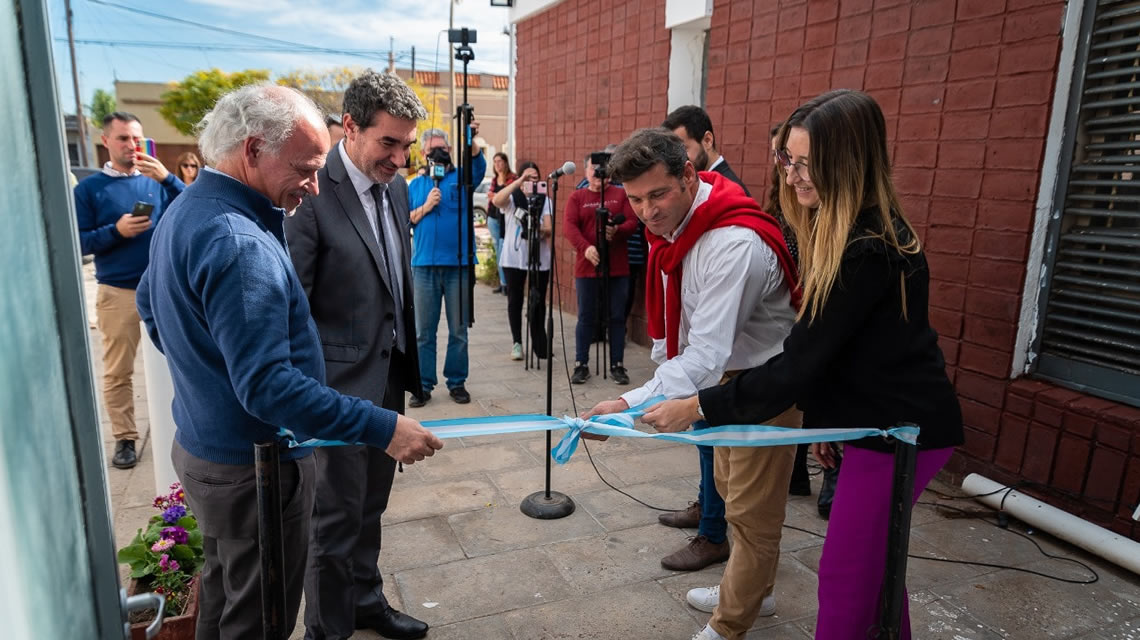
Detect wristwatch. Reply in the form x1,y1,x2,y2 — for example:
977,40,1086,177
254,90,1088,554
695,396,705,419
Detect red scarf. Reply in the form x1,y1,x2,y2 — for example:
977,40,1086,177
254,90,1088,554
645,171,802,359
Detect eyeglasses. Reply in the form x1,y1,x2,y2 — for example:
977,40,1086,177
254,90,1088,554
773,148,810,182
181,164,199,169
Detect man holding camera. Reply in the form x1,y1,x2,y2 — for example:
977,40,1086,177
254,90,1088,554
74,111,185,470
407,127,486,406
564,151,639,385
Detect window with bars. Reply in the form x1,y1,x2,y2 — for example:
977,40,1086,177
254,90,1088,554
1033,0,1140,407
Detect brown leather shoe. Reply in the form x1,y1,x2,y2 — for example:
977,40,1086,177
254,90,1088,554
660,535,730,571
657,501,700,528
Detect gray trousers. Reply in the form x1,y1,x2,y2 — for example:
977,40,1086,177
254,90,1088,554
171,439,315,640
303,352,406,640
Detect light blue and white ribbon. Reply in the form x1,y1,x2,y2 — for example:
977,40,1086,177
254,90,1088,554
276,395,919,464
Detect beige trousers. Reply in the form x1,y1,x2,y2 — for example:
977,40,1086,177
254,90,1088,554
95,284,140,441
709,405,802,639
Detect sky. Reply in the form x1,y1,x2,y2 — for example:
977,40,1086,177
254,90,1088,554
49,0,513,117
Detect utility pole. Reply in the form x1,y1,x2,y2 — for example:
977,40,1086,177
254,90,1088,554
448,0,456,148
411,46,416,78
388,36,395,73
66,0,89,166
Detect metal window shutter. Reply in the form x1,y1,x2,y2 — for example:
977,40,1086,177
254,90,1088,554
1035,0,1140,407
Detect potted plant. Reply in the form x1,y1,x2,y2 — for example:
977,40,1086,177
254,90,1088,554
117,483,204,640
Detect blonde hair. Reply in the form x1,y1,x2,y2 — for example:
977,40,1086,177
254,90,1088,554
775,90,919,323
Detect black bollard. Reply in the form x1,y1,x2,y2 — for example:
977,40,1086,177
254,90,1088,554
255,441,286,640
877,428,918,639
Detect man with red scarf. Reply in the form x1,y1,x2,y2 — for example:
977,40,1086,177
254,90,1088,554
582,128,801,640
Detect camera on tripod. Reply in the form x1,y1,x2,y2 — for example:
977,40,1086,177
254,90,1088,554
517,180,548,231
590,151,612,181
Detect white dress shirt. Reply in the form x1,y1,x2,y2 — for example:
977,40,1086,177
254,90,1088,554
337,142,405,304
620,179,796,408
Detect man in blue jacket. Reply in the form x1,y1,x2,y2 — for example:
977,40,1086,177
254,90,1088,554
74,111,184,469
407,127,486,406
136,84,443,639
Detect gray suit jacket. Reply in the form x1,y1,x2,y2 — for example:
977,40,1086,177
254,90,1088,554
286,146,422,404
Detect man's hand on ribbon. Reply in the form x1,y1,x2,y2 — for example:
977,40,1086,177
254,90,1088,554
579,398,631,441
812,442,839,469
386,414,444,464
640,396,701,433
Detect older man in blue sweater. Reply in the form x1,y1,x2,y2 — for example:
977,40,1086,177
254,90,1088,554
75,111,185,470
136,84,443,639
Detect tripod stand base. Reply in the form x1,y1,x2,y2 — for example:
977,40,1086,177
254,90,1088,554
520,491,575,520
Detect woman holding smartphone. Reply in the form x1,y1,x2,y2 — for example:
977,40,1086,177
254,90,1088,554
643,90,963,639
490,161,552,361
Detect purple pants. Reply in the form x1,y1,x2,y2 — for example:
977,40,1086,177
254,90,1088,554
815,445,954,639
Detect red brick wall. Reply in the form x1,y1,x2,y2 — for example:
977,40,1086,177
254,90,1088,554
515,0,670,332
516,0,1140,538
699,0,1138,540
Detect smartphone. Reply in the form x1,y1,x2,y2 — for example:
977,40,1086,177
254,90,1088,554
136,138,157,157
131,201,155,218
521,181,548,196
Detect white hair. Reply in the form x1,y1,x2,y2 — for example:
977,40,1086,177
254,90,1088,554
197,83,324,166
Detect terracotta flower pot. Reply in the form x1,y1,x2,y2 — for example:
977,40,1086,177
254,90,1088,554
128,577,200,640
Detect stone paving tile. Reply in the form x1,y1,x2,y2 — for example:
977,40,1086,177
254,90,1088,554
596,446,710,485
385,475,503,524
377,516,466,574
500,581,703,639
573,478,698,532
393,547,575,627
911,515,1061,568
448,503,605,557
414,441,537,482
490,458,628,504
416,613,514,640
543,523,693,594
930,558,1137,639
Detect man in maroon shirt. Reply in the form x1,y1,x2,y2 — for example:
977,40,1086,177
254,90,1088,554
564,153,639,384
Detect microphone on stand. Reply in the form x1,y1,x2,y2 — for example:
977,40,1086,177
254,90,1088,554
548,161,576,180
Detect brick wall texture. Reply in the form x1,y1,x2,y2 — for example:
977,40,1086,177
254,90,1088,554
515,0,1139,539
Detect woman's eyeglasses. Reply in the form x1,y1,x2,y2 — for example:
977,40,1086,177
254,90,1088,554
773,148,810,182
181,164,199,169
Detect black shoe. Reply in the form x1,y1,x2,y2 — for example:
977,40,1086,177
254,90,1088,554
818,463,840,520
112,440,137,469
356,604,428,639
571,363,590,384
408,390,431,408
449,386,471,404
610,364,629,385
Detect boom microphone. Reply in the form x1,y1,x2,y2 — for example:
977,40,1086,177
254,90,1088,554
548,161,576,180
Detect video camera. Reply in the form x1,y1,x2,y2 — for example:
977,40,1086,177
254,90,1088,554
590,151,612,181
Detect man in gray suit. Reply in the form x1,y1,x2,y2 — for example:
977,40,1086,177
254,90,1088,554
286,71,429,640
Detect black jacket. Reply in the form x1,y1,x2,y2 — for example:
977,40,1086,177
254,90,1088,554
285,148,422,404
699,211,963,452
711,159,750,197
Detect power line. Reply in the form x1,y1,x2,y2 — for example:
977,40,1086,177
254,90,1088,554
85,0,390,61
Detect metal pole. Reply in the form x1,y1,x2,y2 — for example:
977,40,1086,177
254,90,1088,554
448,0,456,150
877,431,917,640
255,442,286,640
519,178,573,520
65,0,89,167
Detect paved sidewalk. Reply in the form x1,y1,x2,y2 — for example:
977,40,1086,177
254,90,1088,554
94,264,1139,639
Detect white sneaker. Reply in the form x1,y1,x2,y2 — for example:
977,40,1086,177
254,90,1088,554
511,342,523,360
685,585,776,617
690,624,726,640
686,585,720,612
